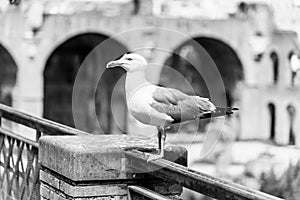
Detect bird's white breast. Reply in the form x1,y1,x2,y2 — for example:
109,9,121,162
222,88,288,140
127,84,173,127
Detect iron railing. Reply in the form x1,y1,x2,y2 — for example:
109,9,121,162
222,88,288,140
0,103,284,200
0,128,39,200
126,150,284,200
0,104,89,200
128,185,173,200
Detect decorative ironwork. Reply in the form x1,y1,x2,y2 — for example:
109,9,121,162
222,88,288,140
0,128,39,200
0,103,89,200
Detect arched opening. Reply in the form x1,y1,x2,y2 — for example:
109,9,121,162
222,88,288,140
0,44,17,106
288,51,300,86
287,105,296,145
268,103,276,141
44,33,127,134
270,52,279,84
160,38,244,132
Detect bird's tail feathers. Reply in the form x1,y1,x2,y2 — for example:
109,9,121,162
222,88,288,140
197,107,238,119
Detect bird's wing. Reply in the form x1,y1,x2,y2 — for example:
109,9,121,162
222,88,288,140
151,87,187,105
150,87,215,123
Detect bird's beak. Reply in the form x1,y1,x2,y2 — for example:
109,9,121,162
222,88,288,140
106,60,123,69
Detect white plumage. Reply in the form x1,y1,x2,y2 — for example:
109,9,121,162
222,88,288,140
107,53,218,161
127,83,174,127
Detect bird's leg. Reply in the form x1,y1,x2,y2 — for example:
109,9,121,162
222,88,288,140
160,127,166,155
147,127,165,162
158,127,162,150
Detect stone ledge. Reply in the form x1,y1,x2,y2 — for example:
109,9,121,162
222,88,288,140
40,167,183,196
40,183,128,200
41,182,182,200
40,170,128,197
39,135,187,182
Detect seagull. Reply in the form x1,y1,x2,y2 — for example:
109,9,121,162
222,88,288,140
106,53,237,162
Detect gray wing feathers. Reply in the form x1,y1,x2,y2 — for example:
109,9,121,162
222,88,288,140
152,87,188,105
151,87,215,123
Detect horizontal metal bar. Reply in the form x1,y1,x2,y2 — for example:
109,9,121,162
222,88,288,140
0,104,89,136
0,127,39,148
125,150,283,200
128,185,172,200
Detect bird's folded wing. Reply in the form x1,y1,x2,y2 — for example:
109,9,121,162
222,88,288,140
150,87,216,123
151,87,188,105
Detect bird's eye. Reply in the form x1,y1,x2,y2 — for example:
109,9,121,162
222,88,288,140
126,58,133,61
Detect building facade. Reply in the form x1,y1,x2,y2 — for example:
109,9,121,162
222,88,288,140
0,1,299,146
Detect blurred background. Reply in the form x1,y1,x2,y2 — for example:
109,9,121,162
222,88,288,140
1,0,300,199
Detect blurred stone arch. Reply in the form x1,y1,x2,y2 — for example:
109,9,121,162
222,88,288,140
287,104,296,145
43,32,128,134
0,43,18,106
160,36,244,132
288,50,300,86
267,102,276,142
269,51,279,85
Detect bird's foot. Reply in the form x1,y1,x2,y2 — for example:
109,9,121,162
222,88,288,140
147,151,164,163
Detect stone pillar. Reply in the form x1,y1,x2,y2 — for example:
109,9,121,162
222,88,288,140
39,135,187,200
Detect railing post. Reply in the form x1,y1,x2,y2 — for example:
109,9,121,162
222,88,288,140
36,130,41,141
39,135,187,200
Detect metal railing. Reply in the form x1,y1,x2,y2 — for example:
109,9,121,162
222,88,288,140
0,104,89,200
128,185,173,200
0,128,39,200
0,103,284,200
126,150,284,200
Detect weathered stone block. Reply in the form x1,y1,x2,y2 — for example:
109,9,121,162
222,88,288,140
39,135,186,181
39,135,187,199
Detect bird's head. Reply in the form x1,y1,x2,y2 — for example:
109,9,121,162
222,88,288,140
106,53,148,72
